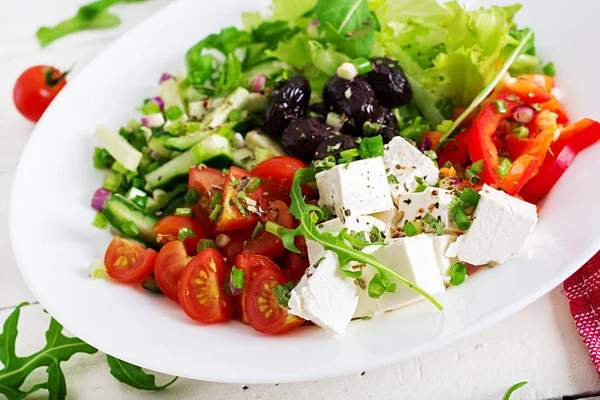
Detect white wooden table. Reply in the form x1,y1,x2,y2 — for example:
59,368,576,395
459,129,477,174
1,1,600,399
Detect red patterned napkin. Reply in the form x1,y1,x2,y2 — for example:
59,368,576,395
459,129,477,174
564,252,600,374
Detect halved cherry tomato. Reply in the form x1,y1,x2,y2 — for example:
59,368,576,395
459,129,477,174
178,248,234,324
218,226,254,267
152,215,206,255
13,65,68,123
104,237,157,282
245,266,304,335
507,110,557,164
252,156,313,199
235,254,280,323
154,241,191,302
242,200,295,260
438,129,470,167
215,167,266,232
188,165,227,236
521,119,600,203
496,155,540,196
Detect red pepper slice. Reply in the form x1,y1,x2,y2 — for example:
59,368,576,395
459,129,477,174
496,155,540,196
507,109,557,164
520,119,600,203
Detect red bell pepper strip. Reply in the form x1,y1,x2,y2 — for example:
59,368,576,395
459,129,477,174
520,119,600,203
496,155,540,196
541,95,569,124
507,109,558,163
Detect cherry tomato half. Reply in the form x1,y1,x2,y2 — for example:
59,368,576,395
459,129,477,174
13,65,68,123
178,248,234,324
235,254,280,323
104,237,157,282
242,200,295,260
154,240,191,302
153,215,206,255
245,266,304,335
188,165,227,237
252,156,313,200
215,167,266,232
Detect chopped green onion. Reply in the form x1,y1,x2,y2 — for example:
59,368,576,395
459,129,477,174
453,208,471,230
141,101,161,115
436,120,454,133
184,188,201,206
512,126,529,138
216,125,235,140
313,155,336,172
460,188,481,209
102,171,123,192
494,100,508,114
131,177,145,189
93,147,114,169
387,175,399,184
414,176,428,192
369,225,386,243
424,150,438,160
273,284,292,307
178,226,196,242
363,121,382,135
251,221,264,240
368,278,385,299
340,148,360,159
353,57,373,74
209,204,223,221
236,192,248,215
209,191,223,209
344,88,352,99
422,213,445,235
198,239,217,252
92,212,109,229
464,169,481,184
246,177,261,194
470,160,484,174
228,109,242,122
121,221,140,237
133,195,148,209
449,262,467,286
359,135,384,159
542,62,556,77
231,266,245,289
175,207,193,217
164,105,183,121
402,221,419,237
497,158,513,178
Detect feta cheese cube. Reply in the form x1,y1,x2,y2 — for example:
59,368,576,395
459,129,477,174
384,137,439,198
353,235,446,317
448,185,538,265
289,251,358,334
307,216,386,264
372,208,403,239
429,234,458,285
316,157,394,218
396,187,461,234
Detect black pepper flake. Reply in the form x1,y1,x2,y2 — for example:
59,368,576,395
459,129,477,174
242,386,249,390
403,199,412,205
434,202,440,209
432,190,438,195
361,371,366,376
344,209,351,217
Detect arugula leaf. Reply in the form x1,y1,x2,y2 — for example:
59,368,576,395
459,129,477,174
502,381,528,400
106,355,178,390
273,284,292,307
0,303,98,400
275,168,443,310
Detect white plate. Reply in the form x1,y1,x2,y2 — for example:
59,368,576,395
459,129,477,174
9,0,600,384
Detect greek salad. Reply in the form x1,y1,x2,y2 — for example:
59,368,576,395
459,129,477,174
89,0,600,335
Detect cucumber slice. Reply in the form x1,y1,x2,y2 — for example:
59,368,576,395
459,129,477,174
204,88,250,129
245,130,286,155
95,125,143,171
243,93,267,113
197,135,233,169
145,145,203,190
102,194,158,246
232,148,254,168
148,133,174,158
164,130,211,151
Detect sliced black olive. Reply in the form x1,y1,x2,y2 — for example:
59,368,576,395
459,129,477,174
314,134,357,160
308,102,330,117
323,76,379,136
265,75,311,137
281,117,337,163
368,108,399,144
365,58,413,108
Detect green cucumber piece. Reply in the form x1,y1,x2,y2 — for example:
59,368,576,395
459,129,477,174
232,148,254,168
204,87,250,129
102,194,158,246
148,133,174,158
196,135,233,169
145,145,203,190
164,130,211,151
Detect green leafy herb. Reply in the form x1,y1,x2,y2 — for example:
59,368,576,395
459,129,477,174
313,155,337,172
106,355,178,390
502,381,528,400
387,174,399,184
320,204,333,221
184,188,201,206
449,262,467,286
542,62,556,77
93,147,114,169
272,168,443,310
415,176,428,192
0,303,98,399
359,135,384,159
251,221,265,240
368,273,397,299
422,213,445,235
178,227,196,242
273,284,292,307
142,276,163,294
231,266,245,289
198,239,217,252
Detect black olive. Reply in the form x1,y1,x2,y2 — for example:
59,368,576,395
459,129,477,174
281,117,337,163
323,76,379,135
365,58,413,108
314,134,357,160
265,76,311,137
369,108,399,144
308,102,330,117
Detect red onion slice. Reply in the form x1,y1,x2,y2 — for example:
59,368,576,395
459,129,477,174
91,188,112,211
141,117,149,127
513,105,534,124
251,75,266,93
150,96,164,111
159,73,174,83
228,280,243,296
420,137,432,152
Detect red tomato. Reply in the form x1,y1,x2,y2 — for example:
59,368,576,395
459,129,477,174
215,167,266,232
235,254,280,323
507,110,557,164
242,200,295,260
218,226,254,266
496,155,540,196
244,266,304,335
154,241,191,302
188,165,227,237
521,119,600,203
280,236,309,283
251,156,308,192
468,93,521,184
152,215,206,255
438,129,470,167
104,237,157,283
178,248,234,324
13,65,68,123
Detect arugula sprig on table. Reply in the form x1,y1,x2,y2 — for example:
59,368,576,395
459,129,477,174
0,304,177,399
270,168,443,310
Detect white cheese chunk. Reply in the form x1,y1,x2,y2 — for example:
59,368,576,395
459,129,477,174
316,157,394,217
353,236,446,318
384,137,439,199
429,234,458,285
372,208,402,239
289,251,358,334
396,187,461,234
307,216,387,264
448,185,538,265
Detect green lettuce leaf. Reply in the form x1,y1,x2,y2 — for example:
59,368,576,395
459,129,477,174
266,34,313,69
271,0,317,22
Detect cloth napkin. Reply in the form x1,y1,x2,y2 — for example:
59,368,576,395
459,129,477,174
564,251,600,374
